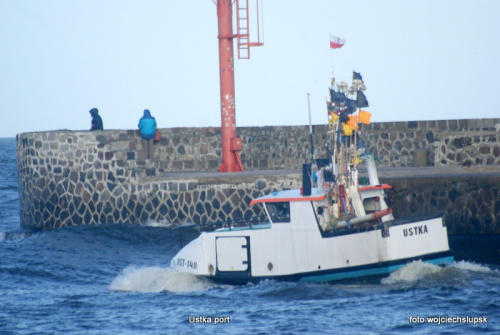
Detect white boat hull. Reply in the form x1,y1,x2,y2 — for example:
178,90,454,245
171,214,453,284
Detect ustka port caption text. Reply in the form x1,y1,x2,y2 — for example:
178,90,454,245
189,315,230,325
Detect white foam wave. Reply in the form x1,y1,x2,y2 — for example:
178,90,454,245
451,260,491,273
108,266,221,293
381,260,494,285
143,218,195,228
381,260,443,284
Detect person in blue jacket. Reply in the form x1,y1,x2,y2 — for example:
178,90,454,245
138,109,157,159
89,108,103,131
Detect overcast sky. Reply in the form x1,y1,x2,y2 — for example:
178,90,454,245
1,0,499,138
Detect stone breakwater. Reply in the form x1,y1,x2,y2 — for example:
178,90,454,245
16,119,500,230
381,172,500,235
16,128,302,228
360,119,500,167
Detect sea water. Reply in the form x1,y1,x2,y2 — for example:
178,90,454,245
1,138,499,334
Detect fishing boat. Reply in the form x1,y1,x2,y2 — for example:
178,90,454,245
171,73,454,284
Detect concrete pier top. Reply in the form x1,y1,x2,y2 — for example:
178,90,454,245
365,165,500,179
159,165,500,182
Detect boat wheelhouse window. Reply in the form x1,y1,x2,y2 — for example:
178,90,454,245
266,202,290,223
363,197,381,212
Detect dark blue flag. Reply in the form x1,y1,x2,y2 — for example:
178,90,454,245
330,89,347,104
339,110,349,123
345,98,357,114
353,71,363,82
356,90,369,108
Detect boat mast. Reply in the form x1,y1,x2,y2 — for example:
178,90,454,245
307,93,315,161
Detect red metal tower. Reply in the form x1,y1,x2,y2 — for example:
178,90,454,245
216,0,263,172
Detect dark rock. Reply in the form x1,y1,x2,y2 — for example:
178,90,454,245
407,121,418,128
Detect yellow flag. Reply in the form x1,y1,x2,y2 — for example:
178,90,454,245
342,123,353,136
329,112,340,123
359,110,371,125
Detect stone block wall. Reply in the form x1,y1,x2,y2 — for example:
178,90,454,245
16,129,303,228
387,176,500,235
153,125,323,171
359,119,500,167
16,118,500,230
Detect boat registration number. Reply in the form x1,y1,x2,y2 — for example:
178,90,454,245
176,258,197,270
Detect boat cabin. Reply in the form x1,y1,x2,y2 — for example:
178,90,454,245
249,185,393,236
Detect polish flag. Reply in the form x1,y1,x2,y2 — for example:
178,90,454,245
330,35,345,49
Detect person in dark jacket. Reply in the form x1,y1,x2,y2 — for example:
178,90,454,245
138,109,157,159
89,108,103,131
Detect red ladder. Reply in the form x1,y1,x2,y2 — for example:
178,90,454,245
236,0,263,59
